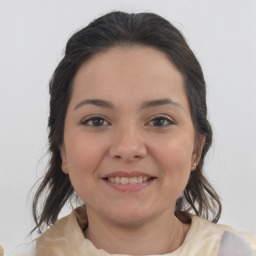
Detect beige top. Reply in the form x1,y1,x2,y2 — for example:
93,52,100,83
0,243,4,256
36,207,256,256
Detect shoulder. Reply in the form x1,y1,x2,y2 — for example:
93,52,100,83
185,216,256,255
0,241,36,256
36,209,87,255
0,243,4,256
218,231,256,256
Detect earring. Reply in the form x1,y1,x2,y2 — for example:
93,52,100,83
193,161,197,166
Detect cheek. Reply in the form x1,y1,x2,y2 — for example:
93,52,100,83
64,134,108,202
151,135,194,192
153,135,194,170
65,133,108,179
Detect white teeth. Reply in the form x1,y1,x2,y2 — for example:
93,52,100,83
137,176,143,183
107,176,150,184
121,177,129,184
129,177,137,184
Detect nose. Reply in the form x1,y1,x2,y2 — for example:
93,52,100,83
109,125,147,162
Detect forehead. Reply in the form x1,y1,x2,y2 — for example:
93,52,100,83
70,46,188,111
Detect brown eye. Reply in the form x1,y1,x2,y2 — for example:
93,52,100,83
81,116,110,127
148,116,173,127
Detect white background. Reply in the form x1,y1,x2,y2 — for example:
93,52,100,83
0,0,255,254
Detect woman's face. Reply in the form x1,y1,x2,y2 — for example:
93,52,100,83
61,46,202,225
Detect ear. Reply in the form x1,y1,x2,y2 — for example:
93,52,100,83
191,134,206,171
60,145,69,174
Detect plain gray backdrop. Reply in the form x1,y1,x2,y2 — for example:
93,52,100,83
0,0,255,254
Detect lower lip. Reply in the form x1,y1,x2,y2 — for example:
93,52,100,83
102,179,155,192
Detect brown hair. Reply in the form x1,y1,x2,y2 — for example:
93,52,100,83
32,11,221,233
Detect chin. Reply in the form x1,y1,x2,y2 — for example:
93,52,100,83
111,215,148,227
104,205,153,226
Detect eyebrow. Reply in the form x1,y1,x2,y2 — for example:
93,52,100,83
74,99,115,110
141,98,184,111
74,98,183,111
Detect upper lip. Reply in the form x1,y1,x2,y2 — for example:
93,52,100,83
101,171,155,179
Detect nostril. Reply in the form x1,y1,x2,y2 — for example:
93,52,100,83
109,141,147,161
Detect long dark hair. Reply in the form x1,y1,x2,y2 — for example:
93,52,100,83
32,11,221,233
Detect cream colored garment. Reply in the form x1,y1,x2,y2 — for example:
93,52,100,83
0,243,4,256
36,207,256,256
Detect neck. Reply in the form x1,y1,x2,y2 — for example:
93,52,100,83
84,208,190,255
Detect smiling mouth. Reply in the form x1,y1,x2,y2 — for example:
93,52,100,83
103,176,156,184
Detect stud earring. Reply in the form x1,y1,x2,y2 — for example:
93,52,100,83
193,161,197,166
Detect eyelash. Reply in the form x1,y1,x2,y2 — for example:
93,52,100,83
146,115,174,127
81,115,174,128
80,116,110,127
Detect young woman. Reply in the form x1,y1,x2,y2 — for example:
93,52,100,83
32,11,256,255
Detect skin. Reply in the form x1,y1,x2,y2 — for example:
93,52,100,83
61,46,205,255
